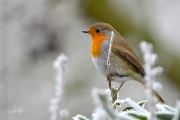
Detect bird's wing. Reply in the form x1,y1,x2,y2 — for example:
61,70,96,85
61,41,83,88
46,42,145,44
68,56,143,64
112,45,145,77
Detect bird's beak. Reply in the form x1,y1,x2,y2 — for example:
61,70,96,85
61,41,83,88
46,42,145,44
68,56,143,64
82,31,90,34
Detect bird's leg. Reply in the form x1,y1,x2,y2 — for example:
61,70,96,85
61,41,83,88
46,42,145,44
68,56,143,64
107,73,113,82
113,82,124,103
107,73,113,90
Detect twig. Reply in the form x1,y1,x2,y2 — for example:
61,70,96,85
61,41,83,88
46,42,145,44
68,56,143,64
50,54,68,120
112,82,124,103
140,42,155,120
107,31,114,101
140,41,163,120
107,31,114,78
108,81,111,94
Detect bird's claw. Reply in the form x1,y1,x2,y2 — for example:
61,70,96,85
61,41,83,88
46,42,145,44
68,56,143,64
107,74,113,82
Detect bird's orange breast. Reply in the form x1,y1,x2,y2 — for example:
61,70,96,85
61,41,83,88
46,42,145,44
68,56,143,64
91,34,109,58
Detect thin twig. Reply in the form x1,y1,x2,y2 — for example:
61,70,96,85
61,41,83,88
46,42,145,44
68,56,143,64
140,41,163,120
107,31,114,101
50,54,68,120
108,81,111,94
107,31,114,77
112,82,124,103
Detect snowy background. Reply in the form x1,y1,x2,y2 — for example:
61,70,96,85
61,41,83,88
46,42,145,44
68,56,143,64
0,0,180,120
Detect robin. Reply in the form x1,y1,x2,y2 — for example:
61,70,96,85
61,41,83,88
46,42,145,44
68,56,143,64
82,22,165,103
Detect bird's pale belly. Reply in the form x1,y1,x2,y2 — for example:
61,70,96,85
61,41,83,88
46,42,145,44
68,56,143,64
92,54,132,83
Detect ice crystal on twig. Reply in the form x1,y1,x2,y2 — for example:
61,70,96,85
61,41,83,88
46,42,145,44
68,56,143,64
140,41,164,120
50,54,68,120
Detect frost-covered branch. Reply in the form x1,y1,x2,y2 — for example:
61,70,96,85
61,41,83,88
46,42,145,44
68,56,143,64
72,114,89,120
50,54,68,120
140,41,164,120
107,31,114,101
107,31,114,77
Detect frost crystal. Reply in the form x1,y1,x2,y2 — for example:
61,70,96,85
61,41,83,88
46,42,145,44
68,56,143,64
50,54,68,120
140,41,164,120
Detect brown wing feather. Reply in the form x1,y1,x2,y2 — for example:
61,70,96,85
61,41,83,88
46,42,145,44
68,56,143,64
124,51,145,77
112,45,145,77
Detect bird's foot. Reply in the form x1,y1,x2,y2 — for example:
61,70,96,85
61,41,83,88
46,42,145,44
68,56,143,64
106,74,114,82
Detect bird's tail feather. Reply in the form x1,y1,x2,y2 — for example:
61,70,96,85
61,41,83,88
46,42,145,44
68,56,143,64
142,84,165,104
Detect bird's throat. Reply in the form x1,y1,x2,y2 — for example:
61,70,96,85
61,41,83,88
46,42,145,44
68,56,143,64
91,35,109,58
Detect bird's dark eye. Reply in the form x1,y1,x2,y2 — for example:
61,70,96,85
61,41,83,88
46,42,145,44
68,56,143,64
95,29,100,33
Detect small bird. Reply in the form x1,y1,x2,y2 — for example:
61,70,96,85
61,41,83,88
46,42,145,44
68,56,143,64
82,22,165,103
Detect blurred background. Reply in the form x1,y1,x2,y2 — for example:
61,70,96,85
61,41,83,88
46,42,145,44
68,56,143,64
0,0,180,119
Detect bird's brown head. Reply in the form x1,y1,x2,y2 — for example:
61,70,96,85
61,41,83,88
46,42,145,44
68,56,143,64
82,22,118,57
82,22,118,43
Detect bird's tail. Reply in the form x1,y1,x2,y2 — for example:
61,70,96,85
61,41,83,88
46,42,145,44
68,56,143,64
142,84,165,104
